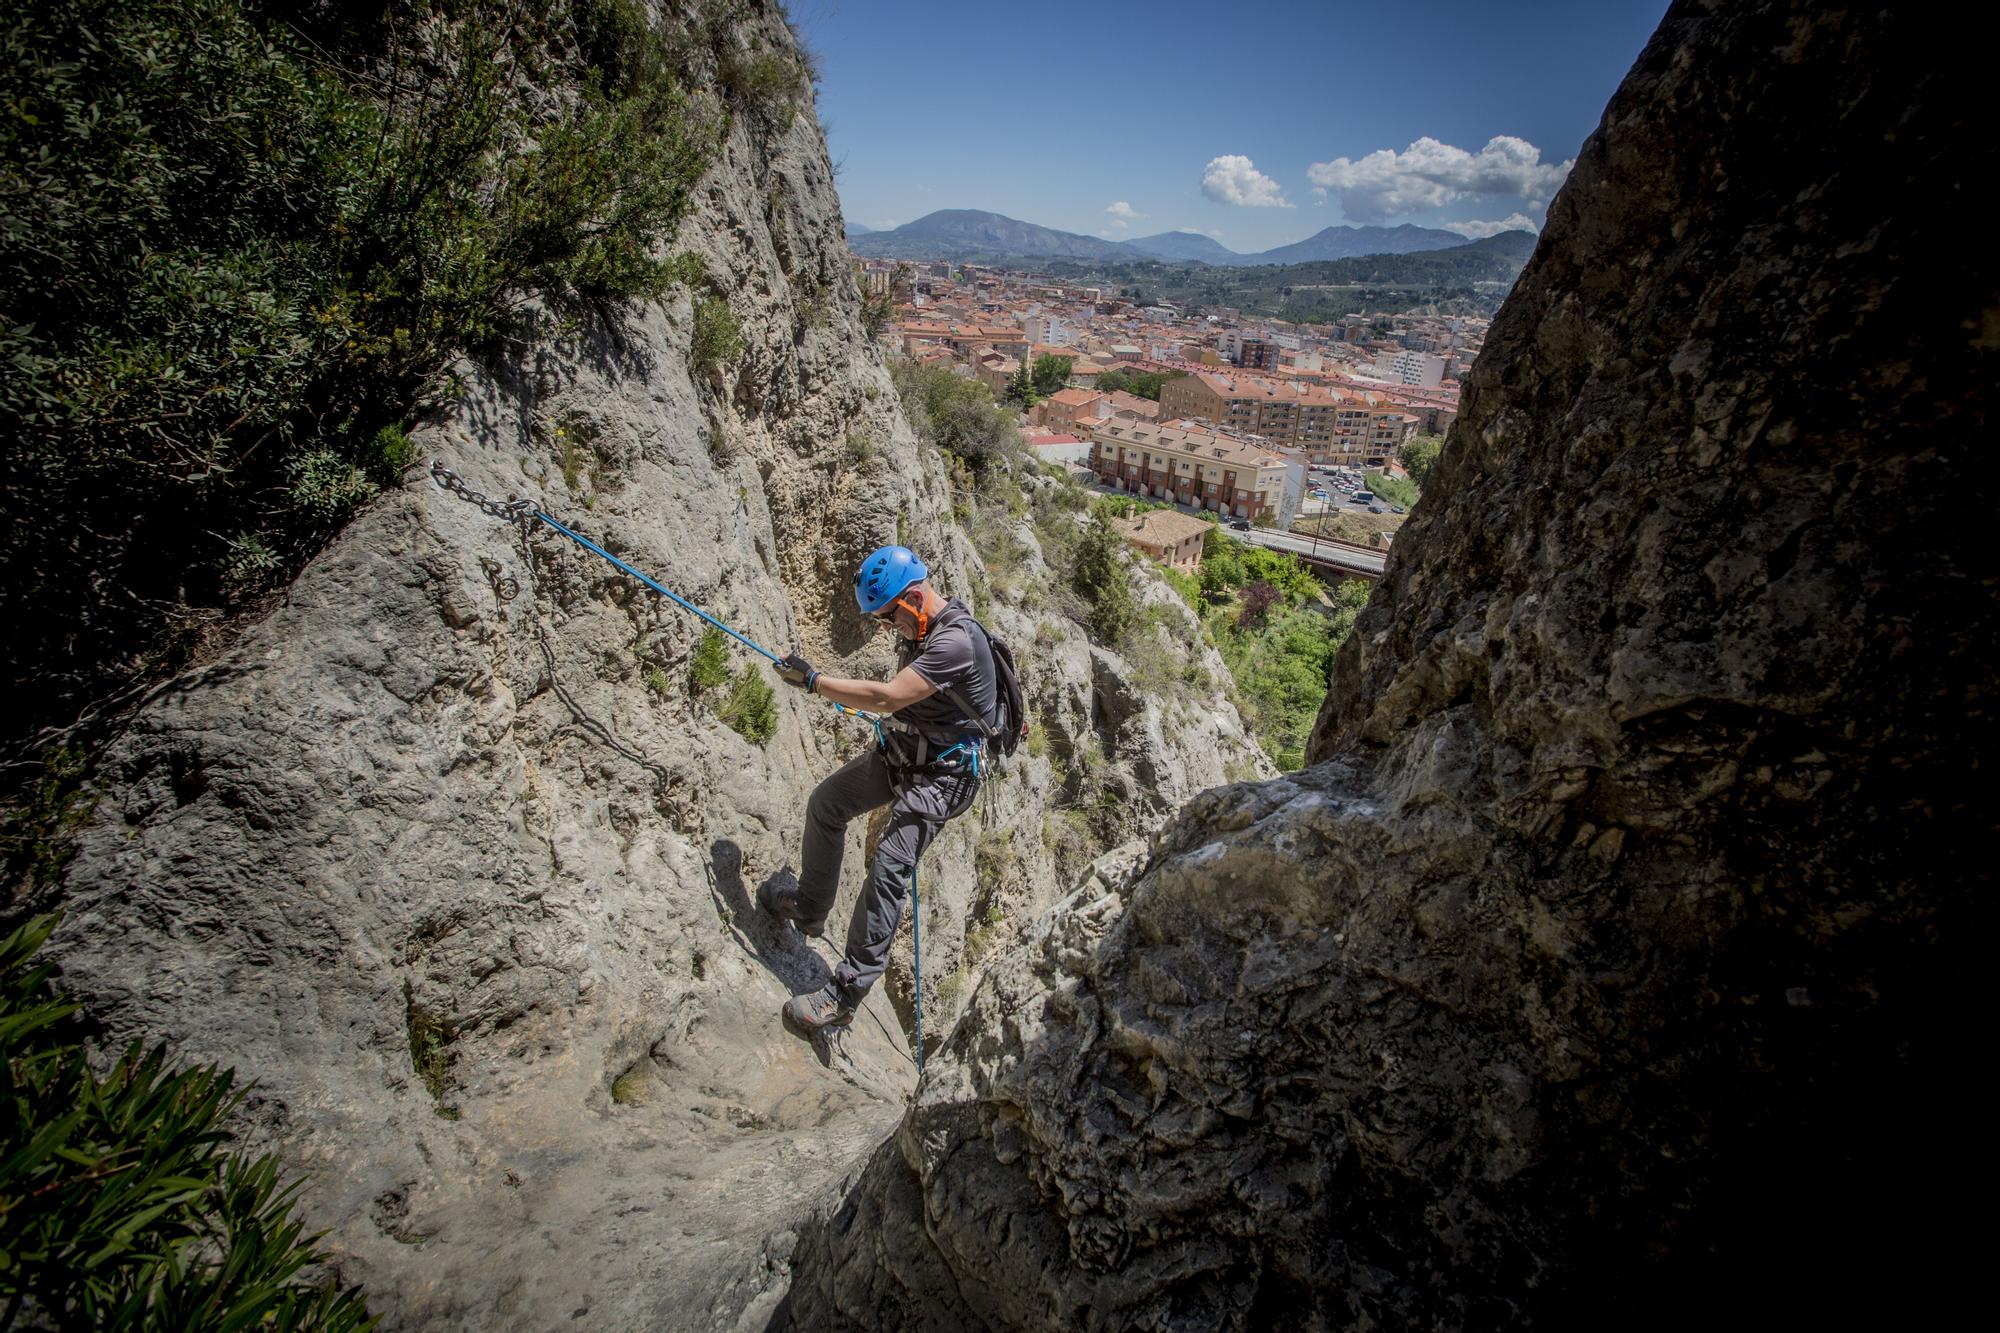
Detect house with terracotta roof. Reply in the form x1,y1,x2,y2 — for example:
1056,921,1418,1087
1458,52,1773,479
1111,508,1213,571
1031,388,1101,429
1101,390,1160,422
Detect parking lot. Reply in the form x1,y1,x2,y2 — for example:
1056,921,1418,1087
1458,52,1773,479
1303,468,1404,518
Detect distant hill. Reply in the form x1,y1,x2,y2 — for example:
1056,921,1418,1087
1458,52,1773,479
1457,229,1539,259
844,208,1531,270
1123,231,1243,264
1043,229,1542,322
1249,224,1470,265
848,210,1132,262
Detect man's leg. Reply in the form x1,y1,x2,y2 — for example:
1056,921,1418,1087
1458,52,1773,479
793,750,896,924
832,771,972,1006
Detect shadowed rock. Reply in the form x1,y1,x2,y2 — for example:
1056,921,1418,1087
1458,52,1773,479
781,3,1995,1327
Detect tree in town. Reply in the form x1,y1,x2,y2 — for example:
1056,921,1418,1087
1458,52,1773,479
1237,580,1282,629
1030,354,1073,396
1400,435,1443,488
1004,360,1038,408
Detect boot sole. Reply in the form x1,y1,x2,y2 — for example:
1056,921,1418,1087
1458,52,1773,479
757,884,826,938
781,1006,853,1041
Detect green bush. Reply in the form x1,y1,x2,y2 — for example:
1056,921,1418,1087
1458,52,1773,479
1071,517,1135,644
717,664,777,744
689,626,731,692
692,294,744,370
0,914,375,1327
891,359,1017,475
1399,435,1443,488
1366,471,1421,508
0,0,719,752
1206,580,1368,770
0,745,96,895
367,424,421,482
719,48,806,130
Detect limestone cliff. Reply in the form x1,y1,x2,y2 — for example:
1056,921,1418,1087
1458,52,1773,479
782,3,1994,1327
41,2,1261,1328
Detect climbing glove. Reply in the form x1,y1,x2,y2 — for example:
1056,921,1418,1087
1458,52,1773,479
776,653,819,693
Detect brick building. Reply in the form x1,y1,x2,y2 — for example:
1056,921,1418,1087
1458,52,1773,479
1086,418,1301,525
1157,370,1418,465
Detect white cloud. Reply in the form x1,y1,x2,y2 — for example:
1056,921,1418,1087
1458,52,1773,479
1306,136,1572,224
1105,201,1142,219
1201,155,1293,208
1443,213,1540,239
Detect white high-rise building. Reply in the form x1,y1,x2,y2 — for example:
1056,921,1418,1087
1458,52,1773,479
1369,349,1446,388
1024,314,1073,346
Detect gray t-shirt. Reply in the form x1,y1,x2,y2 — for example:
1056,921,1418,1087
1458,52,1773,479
895,598,997,738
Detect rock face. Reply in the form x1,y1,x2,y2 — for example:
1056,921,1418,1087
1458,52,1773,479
783,4,1993,1327
42,4,1261,1329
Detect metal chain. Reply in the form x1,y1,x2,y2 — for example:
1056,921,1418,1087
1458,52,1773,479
431,461,535,524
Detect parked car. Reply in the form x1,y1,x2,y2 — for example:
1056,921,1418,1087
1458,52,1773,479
1391,505,1406,514
1369,504,1386,513
1229,518,1251,531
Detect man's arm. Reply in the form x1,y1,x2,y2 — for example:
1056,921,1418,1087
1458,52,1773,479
813,665,937,713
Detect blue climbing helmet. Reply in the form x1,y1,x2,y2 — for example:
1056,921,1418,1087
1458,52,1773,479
854,545,927,615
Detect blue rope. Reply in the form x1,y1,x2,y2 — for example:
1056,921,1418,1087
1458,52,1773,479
530,510,781,665
525,508,884,727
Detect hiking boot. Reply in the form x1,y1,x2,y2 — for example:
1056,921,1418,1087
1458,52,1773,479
782,982,854,1036
758,869,827,938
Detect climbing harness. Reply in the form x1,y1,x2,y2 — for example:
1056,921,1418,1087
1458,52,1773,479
431,462,882,730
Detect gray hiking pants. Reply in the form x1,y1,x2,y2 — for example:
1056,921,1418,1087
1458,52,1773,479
797,747,979,1006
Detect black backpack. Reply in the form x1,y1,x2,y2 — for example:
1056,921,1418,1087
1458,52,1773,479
943,618,1029,759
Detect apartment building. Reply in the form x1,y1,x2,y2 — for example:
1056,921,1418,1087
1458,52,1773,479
1369,348,1446,387
1023,314,1072,346
1157,370,1418,465
1237,338,1278,370
1086,418,1302,526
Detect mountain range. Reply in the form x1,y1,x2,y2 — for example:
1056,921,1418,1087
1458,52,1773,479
844,209,1506,267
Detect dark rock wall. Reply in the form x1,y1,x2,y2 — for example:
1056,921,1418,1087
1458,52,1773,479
783,3,1996,1327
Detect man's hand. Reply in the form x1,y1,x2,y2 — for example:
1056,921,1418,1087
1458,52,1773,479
775,652,818,693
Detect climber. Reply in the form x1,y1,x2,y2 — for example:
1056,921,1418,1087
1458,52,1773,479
760,545,999,1038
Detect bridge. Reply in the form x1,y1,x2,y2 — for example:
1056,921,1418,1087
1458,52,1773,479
1224,527,1388,581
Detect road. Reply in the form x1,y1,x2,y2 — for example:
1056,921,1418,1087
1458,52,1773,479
1224,526,1388,577
1082,478,1390,576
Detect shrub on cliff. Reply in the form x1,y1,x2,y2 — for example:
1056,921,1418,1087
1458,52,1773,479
891,360,1015,476
0,0,718,754
717,665,778,745
0,915,374,1327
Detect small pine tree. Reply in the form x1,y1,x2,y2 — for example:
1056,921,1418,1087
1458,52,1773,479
1004,360,1038,407
1072,518,1136,644
717,665,778,744
689,626,730,692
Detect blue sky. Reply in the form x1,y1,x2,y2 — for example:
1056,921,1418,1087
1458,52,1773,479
790,0,1672,253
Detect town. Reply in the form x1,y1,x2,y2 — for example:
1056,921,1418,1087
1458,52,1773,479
858,254,1470,584
847,251,1478,772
